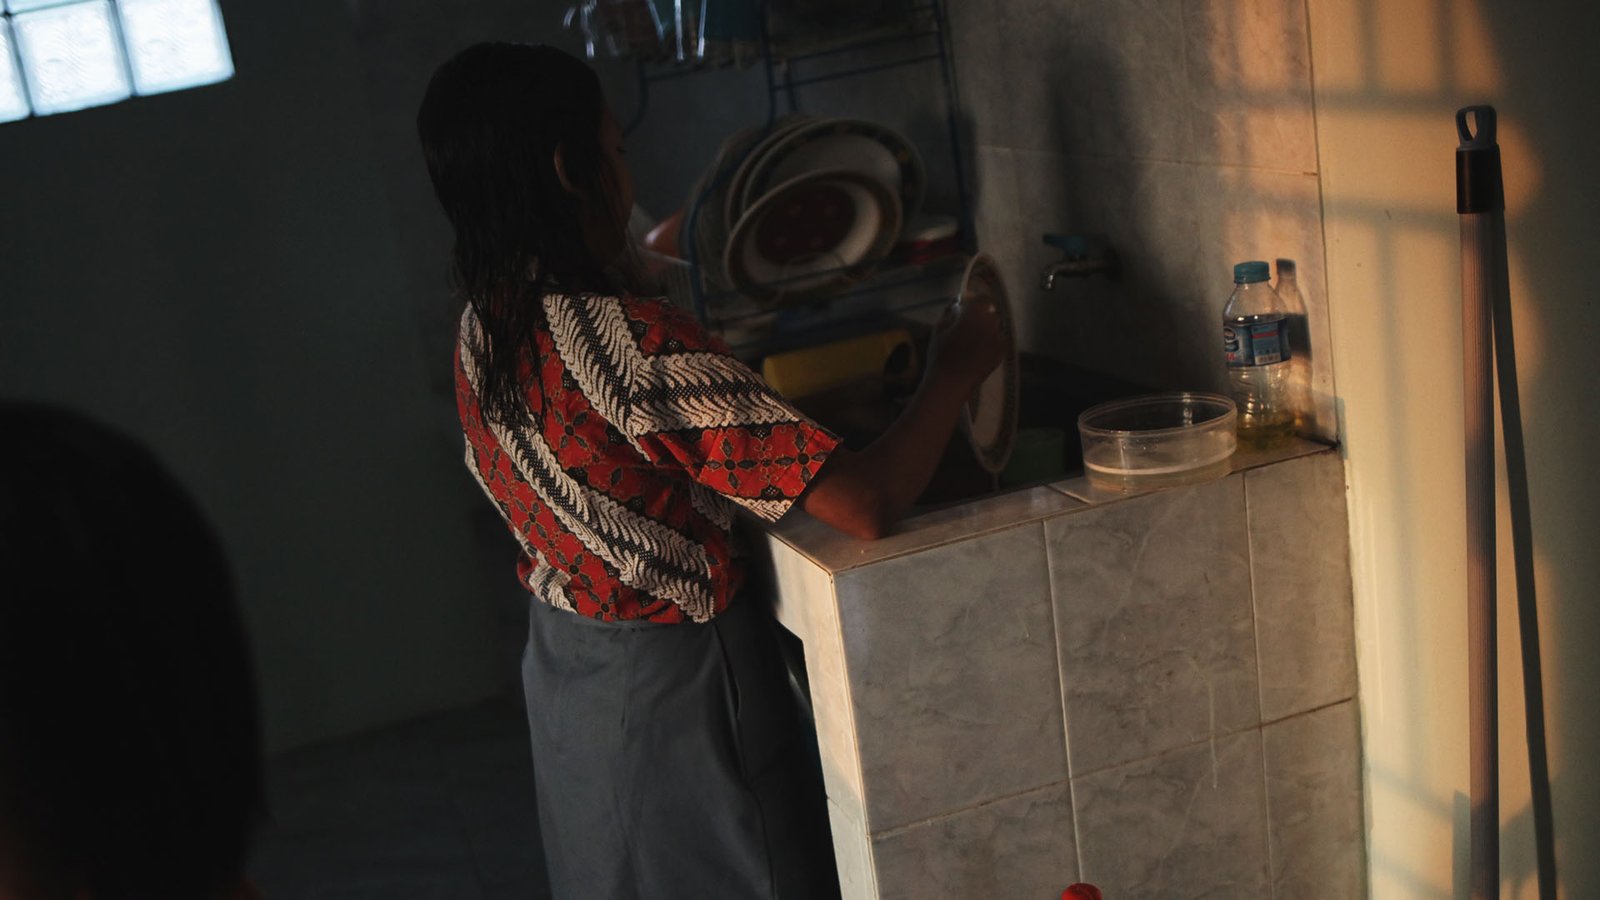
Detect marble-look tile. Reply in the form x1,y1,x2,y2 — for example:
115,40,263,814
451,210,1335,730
1051,474,1127,507
1051,468,1232,507
1181,0,1319,174
1230,436,1334,474
765,535,866,824
973,145,1029,333
1048,476,1260,774
1245,452,1357,721
947,0,1012,150
1050,440,1331,506
974,146,1023,250
1186,166,1337,440
1011,149,1225,394
1263,702,1366,898
1073,730,1271,898
835,523,1067,831
771,485,1082,574
828,796,879,900
1003,0,1193,161
872,782,1079,900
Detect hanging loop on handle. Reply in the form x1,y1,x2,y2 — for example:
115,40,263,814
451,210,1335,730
1457,105,1505,215
1456,105,1497,147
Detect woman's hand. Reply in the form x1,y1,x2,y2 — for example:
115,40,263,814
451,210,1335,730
927,291,1006,388
799,290,1008,540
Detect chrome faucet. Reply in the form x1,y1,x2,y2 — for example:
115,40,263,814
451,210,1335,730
1040,234,1119,290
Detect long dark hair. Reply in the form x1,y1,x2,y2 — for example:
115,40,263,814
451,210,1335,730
416,43,621,428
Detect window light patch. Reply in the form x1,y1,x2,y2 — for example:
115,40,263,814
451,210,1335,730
119,0,231,95
6,0,77,13
13,1,131,115
2,0,232,121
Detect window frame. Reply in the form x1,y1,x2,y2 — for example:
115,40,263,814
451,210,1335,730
0,0,233,123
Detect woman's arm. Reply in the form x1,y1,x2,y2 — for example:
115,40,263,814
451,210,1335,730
800,296,1005,539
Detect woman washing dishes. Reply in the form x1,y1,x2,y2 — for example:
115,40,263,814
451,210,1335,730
416,44,1003,899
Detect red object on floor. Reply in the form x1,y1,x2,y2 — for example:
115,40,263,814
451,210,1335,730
1062,885,1104,900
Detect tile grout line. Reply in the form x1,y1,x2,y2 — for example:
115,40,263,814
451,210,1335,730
823,566,879,899
1260,716,1278,900
800,446,1337,574
1242,470,1268,737
870,776,1074,842
1261,695,1355,729
805,496,1079,575
1061,696,1356,784
1299,0,1345,441
1040,518,1087,883
1242,470,1279,897
1000,144,1321,179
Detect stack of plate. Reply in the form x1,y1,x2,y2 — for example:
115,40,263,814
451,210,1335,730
686,115,926,306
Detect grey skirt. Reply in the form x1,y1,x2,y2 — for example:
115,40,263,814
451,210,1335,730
520,592,841,900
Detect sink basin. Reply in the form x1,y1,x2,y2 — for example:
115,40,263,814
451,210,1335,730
914,354,1152,505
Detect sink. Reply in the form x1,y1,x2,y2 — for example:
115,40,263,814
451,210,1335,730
787,346,1151,507
916,353,1151,506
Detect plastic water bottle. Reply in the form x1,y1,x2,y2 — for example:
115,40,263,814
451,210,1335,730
1273,258,1313,433
1222,261,1293,448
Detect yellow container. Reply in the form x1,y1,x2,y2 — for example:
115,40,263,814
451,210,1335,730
761,330,917,399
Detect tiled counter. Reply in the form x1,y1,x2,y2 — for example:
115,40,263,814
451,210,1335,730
762,440,1366,899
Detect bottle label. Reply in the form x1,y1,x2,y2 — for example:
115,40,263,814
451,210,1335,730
1224,316,1291,367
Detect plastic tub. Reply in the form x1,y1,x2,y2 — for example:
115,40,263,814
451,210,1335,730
1077,393,1237,494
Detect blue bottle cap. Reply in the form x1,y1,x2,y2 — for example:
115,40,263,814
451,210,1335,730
1233,261,1271,284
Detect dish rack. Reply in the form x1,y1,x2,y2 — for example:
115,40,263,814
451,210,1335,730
608,0,976,361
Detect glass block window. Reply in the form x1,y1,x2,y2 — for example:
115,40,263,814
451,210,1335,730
1,0,231,120
1,20,31,122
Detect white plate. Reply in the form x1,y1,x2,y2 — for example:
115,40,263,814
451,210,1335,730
956,254,1019,475
723,113,815,238
723,168,902,306
685,123,771,292
738,118,925,224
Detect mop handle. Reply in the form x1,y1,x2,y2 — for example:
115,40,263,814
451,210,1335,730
1456,104,1503,900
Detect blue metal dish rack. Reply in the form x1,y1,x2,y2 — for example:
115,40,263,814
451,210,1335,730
619,0,975,359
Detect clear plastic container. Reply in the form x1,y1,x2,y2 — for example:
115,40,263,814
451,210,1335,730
1078,393,1238,494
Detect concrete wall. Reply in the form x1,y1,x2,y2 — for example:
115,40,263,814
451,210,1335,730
0,0,526,752
1310,0,1600,895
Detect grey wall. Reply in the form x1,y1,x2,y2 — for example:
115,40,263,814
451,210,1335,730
576,2,1339,435
948,0,1337,439
0,0,1337,752
0,0,538,752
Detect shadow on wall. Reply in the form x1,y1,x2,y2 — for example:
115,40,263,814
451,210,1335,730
1469,0,1600,895
963,0,1594,893
949,0,1339,437
1308,0,1600,896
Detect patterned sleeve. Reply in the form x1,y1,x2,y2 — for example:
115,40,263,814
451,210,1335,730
544,293,839,523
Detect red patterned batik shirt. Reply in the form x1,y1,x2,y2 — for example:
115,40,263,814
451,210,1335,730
455,294,839,623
